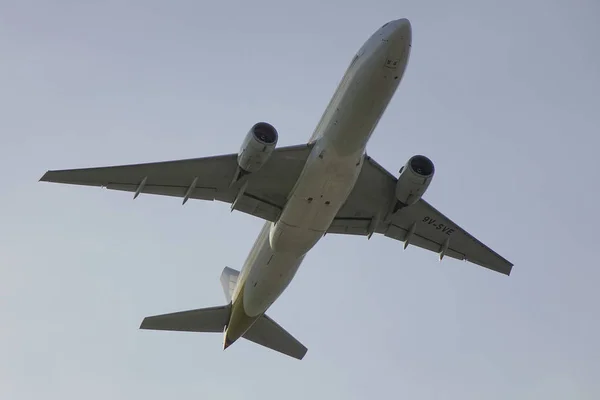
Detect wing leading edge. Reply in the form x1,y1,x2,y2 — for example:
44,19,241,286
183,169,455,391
330,155,513,275
40,143,314,222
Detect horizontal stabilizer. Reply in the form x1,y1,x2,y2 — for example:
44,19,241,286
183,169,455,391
140,305,230,333
243,314,307,360
139,305,307,360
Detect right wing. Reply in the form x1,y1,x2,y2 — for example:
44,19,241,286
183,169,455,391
329,155,513,275
40,144,313,222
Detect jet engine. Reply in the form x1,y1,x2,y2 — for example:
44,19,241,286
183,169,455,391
395,155,435,206
237,122,279,173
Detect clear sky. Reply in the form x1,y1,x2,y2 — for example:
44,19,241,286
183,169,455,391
1,0,599,398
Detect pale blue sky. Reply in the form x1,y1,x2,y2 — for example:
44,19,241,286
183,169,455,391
1,0,599,398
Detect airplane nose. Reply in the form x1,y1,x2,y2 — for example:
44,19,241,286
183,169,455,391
379,19,411,75
396,18,411,27
390,18,411,44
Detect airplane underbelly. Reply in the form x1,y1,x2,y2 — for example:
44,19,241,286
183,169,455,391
246,157,362,315
243,246,305,317
269,154,363,255
267,56,393,258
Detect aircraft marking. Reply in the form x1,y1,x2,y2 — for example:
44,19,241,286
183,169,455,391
422,216,455,235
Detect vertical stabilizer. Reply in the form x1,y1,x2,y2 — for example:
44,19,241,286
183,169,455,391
220,267,240,303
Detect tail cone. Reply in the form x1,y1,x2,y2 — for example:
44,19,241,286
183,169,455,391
223,334,235,350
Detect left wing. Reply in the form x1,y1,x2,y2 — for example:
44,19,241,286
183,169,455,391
40,144,313,222
329,155,513,275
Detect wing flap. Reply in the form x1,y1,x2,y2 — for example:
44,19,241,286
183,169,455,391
105,183,219,200
383,223,467,260
327,217,371,235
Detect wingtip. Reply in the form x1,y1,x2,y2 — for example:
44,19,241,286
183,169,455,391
297,348,308,360
139,317,149,330
39,171,51,182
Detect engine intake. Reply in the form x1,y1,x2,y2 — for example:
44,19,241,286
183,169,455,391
395,155,435,206
253,122,278,144
237,122,279,174
409,155,434,176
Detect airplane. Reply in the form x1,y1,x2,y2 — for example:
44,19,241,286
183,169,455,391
39,18,512,360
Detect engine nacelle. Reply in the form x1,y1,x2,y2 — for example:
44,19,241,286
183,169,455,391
237,122,279,173
395,155,435,206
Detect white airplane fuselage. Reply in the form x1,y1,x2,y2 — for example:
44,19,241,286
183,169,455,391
225,19,412,344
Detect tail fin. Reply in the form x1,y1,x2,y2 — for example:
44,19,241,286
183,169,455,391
140,266,307,360
243,314,307,360
220,267,240,303
140,305,230,333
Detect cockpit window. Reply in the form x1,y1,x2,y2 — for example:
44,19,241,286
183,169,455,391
381,23,389,28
